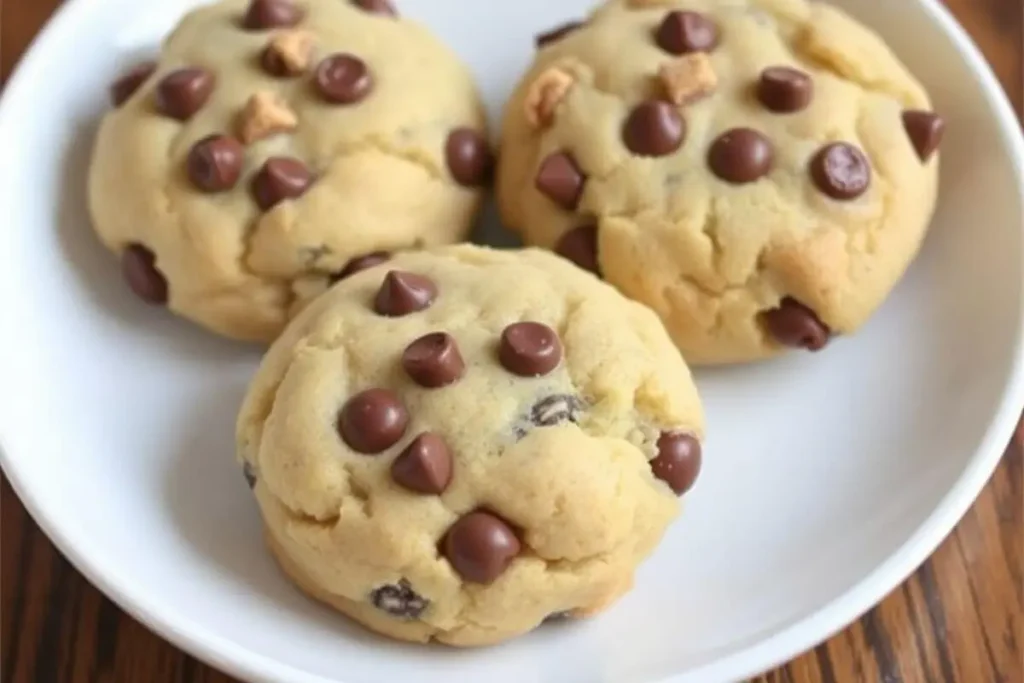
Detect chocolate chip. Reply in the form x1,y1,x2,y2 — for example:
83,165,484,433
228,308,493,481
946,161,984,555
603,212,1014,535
370,580,428,619
708,128,774,184
758,66,813,113
154,68,215,121
353,0,397,16
623,101,686,157
242,0,302,29
530,394,585,427
811,142,871,200
442,511,521,584
650,431,702,495
374,271,438,317
535,152,585,210
261,46,297,78
251,157,314,210
445,129,493,187
110,62,156,107
555,225,599,275
315,54,373,104
391,433,453,495
121,244,168,305
403,333,465,388
655,11,719,55
500,322,562,377
330,252,391,283
187,135,244,192
544,610,574,623
762,297,831,351
243,462,257,489
535,21,583,48
902,110,945,162
338,388,409,454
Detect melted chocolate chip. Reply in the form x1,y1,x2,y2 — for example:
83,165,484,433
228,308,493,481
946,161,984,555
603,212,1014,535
902,110,945,162
370,580,428,619
500,322,563,377
811,142,871,200
535,152,585,210
242,0,303,29
353,0,398,16
442,511,521,584
530,394,586,428
623,101,686,157
251,157,314,210
708,128,774,184
650,431,702,495
655,11,719,55
536,21,584,48
121,244,168,305
555,225,599,275
110,62,156,107
187,135,244,192
757,66,813,113
374,271,438,316
338,388,409,454
154,68,215,121
403,332,465,388
391,433,453,495
762,298,831,351
330,252,391,283
315,54,373,104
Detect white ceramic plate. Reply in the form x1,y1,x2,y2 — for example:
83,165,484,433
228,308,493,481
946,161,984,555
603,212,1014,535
2,0,1022,681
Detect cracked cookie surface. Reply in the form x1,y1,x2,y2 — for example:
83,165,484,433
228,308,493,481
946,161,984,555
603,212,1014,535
89,0,489,342
497,0,943,364
236,245,705,646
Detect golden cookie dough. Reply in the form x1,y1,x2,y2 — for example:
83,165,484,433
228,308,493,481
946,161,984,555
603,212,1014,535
498,0,944,365
89,0,489,342
236,245,705,646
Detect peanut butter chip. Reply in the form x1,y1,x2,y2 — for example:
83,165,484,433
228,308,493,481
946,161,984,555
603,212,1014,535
525,67,576,129
263,29,315,76
659,53,717,105
238,91,298,144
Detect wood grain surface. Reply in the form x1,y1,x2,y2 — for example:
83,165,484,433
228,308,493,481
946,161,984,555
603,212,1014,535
1,1,1022,681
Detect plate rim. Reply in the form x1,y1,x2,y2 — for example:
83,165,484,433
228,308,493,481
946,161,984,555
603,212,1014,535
1,0,1022,681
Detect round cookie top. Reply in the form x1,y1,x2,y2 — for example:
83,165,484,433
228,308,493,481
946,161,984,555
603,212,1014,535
237,245,704,644
90,0,489,341
498,0,945,364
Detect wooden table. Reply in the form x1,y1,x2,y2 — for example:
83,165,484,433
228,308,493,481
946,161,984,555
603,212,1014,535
2,1,1021,681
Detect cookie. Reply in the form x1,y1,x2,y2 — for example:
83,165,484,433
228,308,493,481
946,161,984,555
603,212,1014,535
89,0,490,342
497,0,944,364
236,245,705,646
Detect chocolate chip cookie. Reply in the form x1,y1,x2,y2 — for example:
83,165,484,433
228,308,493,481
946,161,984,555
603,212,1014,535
90,0,490,342
236,245,705,646
497,0,944,364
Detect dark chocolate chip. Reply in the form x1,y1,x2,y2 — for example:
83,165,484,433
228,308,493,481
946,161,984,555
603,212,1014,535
251,157,314,210
708,128,774,184
243,462,257,489
530,394,585,427
535,21,584,48
757,66,813,113
902,110,945,163
330,252,391,283
374,271,438,317
187,135,244,192
445,128,493,187
391,433,453,495
315,54,373,104
121,244,168,305
555,225,599,275
810,142,871,200
154,68,215,121
762,297,831,351
242,0,303,29
500,322,562,377
370,580,428,619
353,0,398,16
110,62,157,107
338,388,409,454
650,431,702,495
623,101,686,157
655,11,719,55
442,511,521,584
535,152,585,210
403,332,465,388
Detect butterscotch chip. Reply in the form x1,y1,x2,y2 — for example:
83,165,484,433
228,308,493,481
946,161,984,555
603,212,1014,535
524,66,576,128
263,29,315,76
237,91,298,143
658,52,718,105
